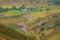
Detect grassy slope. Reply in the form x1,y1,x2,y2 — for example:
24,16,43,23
0,10,27,32
0,23,34,40
0,10,27,17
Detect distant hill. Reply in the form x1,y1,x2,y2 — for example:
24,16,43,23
0,0,60,6
0,0,48,6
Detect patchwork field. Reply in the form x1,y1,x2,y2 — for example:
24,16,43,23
0,5,60,40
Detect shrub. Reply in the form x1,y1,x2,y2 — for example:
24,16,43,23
40,22,47,26
46,8,50,11
4,8,9,12
40,27,45,31
18,5,26,11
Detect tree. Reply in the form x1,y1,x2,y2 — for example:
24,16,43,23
34,0,40,3
19,5,26,11
21,4,26,9
27,8,34,12
0,7,4,13
47,0,53,3
54,18,60,27
14,0,19,3
35,17,41,23
33,25,39,32
47,26,51,30
53,16,60,30
40,22,47,26
52,15,58,18
28,0,33,3
54,0,60,5
19,7,22,11
40,27,45,31
46,8,50,11
40,33,46,40
4,8,9,12
11,6,17,10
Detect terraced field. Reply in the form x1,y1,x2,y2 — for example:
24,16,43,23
0,23,34,40
44,27,60,40
47,33,60,40
0,10,28,17
27,12,60,40
0,6,60,40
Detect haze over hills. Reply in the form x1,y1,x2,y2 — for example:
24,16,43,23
0,0,52,6
0,0,60,7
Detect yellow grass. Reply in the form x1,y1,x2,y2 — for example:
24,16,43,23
30,11,47,19
0,10,25,17
42,29,54,35
51,9,60,13
47,33,60,40
30,9,60,19
1,6,20,9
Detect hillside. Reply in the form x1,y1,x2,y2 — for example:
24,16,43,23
0,0,49,6
0,0,60,6
0,23,34,40
0,0,60,40
26,11,60,40
0,6,60,40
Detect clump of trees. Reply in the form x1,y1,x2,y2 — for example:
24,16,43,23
40,22,47,26
40,27,45,31
28,0,33,3
0,5,43,13
0,7,9,13
0,7,4,13
10,6,17,10
33,25,40,32
54,0,60,5
47,0,60,5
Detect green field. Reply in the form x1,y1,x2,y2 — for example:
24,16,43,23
0,10,27,17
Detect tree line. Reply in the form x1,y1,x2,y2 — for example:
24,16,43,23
0,5,34,13
0,6,51,13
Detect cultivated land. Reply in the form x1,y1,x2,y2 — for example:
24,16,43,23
0,5,60,40
0,23,34,40
30,7,60,20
